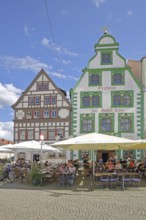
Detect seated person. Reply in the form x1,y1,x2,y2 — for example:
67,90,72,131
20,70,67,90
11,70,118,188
59,163,67,174
106,160,114,172
83,155,90,169
115,161,122,170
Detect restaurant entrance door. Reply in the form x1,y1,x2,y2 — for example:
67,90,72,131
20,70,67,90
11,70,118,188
102,152,109,163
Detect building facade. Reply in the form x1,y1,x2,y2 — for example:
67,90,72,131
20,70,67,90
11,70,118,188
128,57,146,139
12,69,71,145
70,33,144,161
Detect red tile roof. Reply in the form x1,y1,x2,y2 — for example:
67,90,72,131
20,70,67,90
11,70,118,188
0,139,13,146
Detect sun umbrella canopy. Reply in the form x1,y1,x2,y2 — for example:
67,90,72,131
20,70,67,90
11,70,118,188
0,147,14,153
120,139,146,150
5,140,61,152
52,132,136,150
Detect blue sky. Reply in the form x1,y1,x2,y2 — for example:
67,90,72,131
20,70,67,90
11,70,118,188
0,0,146,140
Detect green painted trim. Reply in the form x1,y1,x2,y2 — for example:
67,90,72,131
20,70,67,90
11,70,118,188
115,50,126,66
95,43,119,48
138,91,144,138
118,113,134,133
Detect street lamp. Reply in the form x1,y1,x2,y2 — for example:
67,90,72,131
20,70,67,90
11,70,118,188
40,134,44,166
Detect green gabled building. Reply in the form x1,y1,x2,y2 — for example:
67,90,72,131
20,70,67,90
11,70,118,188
70,32,144,162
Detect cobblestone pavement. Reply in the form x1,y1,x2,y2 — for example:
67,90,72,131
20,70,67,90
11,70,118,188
0,180,146,220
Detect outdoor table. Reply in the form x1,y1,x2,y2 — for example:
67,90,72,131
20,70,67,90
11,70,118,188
94,172,138,190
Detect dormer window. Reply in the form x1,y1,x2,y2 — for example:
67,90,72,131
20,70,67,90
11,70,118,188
37,83,49,91
101,51,112,65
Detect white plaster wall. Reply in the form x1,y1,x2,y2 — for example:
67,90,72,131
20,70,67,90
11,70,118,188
142,58,146,86
29,84,36,91
59,109,69,118
88,51,125,69
15,103,22,108
74,69,141,139
63,101,69,107
16,110,25,119
49,83,55,90
99,36,115,44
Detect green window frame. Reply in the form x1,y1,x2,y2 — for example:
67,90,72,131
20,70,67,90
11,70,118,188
80,114,95,133
111,91,133,108
118,113,134,133
111,70,125,85
99,113,114,133
80,92,102,108
89,72,102,86
101,51,113,65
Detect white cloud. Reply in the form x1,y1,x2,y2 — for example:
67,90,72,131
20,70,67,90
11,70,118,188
62,59,71,65
41,38,78,57
0,121,13,141
127,11,133,16
54,58,71,65
0,55,78,81
0,83,22,108
92,0,106,8
24,24,35,36
0,55,52,73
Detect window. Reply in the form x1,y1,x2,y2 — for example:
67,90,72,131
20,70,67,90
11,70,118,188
81,92,101,108
35,97,40,105
44,83,48,91
49,130,55,140
27,130,34,140
113,95,121,106
101,118,112,132
80,114,95,133
99,113,114,133
37,83,49,91
45,96,50,105
57,130,64,139
26,111,32,119
112,73,124,85
40,130,47,139
89,73,101,86
19,131,25,140
123,95,131,106
28,97,34,105
43,110,49,118
82,119,93,132
120,118,131,131
112,91,133,107
34,111,40,119
37,83,43,91
51,110,57,118
101,52,112,64
51,96,57,105
119,113,134,133
82,96,90,107
92,96,99,107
